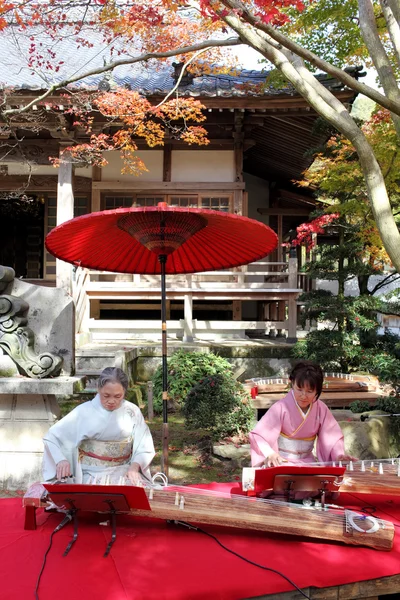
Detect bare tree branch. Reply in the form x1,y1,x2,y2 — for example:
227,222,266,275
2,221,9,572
370,272,400,294
3,37,243,116
218,0,400,116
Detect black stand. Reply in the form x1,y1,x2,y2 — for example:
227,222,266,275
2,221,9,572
63,510,79,556
272,474,340,506
49,492,131,557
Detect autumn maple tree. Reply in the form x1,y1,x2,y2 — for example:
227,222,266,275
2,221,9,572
1,0,400,272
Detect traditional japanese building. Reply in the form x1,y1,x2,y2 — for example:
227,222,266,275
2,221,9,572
0,55,360,344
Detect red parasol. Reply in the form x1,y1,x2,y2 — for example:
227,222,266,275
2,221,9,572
45,202,278,474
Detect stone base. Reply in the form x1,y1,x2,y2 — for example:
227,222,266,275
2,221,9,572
0,376,86,395
0,393,60,490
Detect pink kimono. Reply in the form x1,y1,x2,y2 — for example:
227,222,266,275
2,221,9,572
249,391,344,466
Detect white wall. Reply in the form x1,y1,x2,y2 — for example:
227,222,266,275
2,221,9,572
317,275,400,297
100,150,163,181
6,163,92,177
171,150,235,182
243,172,269,222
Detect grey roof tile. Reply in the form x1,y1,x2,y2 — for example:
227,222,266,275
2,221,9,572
0,28,357,97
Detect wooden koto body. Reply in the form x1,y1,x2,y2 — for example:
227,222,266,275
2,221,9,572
39,481,394,551
130,486,394,551
337,459,400,496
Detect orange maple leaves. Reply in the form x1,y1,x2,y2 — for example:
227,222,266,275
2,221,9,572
53,90,208,173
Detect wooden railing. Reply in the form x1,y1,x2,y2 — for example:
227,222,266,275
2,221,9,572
87,259,298,290
71,258,302,341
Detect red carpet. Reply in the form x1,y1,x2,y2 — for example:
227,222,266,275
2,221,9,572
2,484,400,600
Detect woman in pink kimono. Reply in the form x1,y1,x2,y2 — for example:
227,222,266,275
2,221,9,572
249,361,355,467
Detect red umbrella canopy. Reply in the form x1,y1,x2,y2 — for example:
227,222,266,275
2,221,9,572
45,203,278,275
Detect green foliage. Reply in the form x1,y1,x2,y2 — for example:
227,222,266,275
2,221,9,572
357,348,400,388
294,329,400,389
285,0,382,68
302,242,385,283
292,330,362,372
299,290,380,331
375,396,400,414
151,349,234,413
183,374,253,441
349,400,371,413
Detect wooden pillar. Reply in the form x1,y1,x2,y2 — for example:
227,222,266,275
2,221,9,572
234,112,244,183
56,148,74,292
183,293,193,342
233,112,244,216
90,300,100,319
277,214,283,262
270,302,277,321
288,255,298,289
91,165,101,212
232,300,242,321
163,144,172,182
287,296,298,342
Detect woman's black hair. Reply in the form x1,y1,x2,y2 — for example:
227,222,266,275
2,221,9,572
289,361,324,399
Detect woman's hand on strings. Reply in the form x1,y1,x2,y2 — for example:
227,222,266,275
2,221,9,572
264,452,287,467
56,459,72,480
126,462,144,486
337,453,358,462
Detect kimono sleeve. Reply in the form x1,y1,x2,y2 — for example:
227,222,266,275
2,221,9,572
316,402,345,463
249,402,285,467
131,406,155,473
42,403,89,480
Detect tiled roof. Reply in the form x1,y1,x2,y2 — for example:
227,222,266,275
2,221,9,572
0,29,361,98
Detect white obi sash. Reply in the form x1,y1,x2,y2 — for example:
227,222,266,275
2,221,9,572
277,433,315,461
78,438,132,467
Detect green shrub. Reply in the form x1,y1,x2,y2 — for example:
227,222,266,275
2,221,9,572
152,349,233,413
292,330,362,372
293,329,400,390
183,373,254,441
375,396,400,414
349,400,371,413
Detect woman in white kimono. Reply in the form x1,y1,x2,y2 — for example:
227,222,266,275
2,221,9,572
43,367,155,485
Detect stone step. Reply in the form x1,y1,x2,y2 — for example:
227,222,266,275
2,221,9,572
76,345,138,373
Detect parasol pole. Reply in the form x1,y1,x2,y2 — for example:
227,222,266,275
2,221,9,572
159,253,169,476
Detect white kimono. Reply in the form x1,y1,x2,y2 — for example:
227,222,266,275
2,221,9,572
42,394,155,483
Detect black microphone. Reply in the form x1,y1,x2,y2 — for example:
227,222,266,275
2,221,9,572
54,512,73,533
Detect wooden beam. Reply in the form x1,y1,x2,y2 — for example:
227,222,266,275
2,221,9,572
92,181,246,190
257,208,311,216
6,90,355,111
269,115,317,133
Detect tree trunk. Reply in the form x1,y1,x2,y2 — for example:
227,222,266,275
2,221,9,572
358,0,400,139
380,0,400,68
220,12,400,273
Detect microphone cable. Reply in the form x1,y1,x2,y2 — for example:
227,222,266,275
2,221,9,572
169,519,311,600
34,511,73,600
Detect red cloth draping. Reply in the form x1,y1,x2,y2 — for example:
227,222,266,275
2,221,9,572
1,483,400,600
